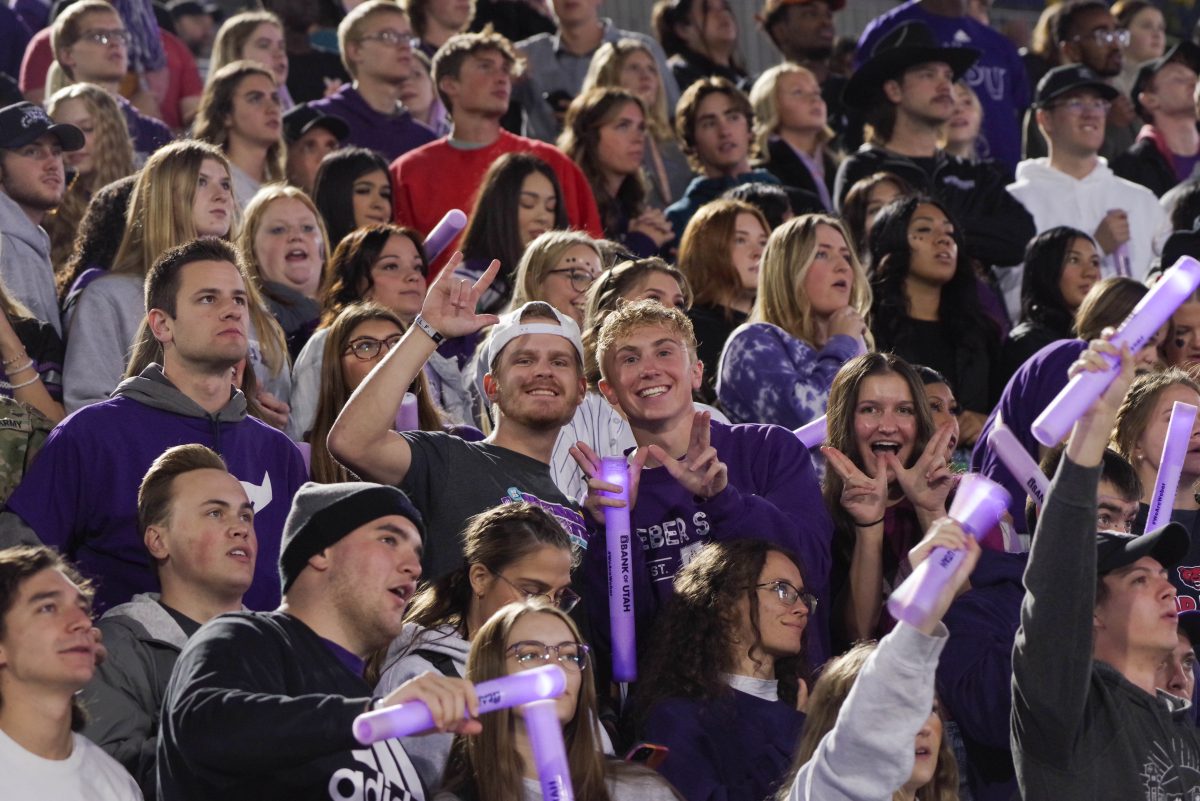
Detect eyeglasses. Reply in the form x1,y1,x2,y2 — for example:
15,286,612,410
492,570,581,613
83,29,128,46
358,30,412,49
506,640,590,671
1072,28,1130,48
753,581,818,612
1051,98,1112,115
343,333,403,360
546,268,597,294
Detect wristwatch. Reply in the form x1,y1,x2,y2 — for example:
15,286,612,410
412,314,445,345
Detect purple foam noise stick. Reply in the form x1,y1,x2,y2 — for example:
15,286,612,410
352,664,566,744
1146,401,1199,530
600,457,637,682
986,425,1048,506
422,209,468,262
794,415,827,449
395,392,419,432
887,474,1011,627
1032,256,1200,447
523,699,576,801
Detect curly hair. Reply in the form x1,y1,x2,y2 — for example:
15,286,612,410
633,539,808,731
193,60,285,185
319,223,428,327
44,84,135,272
57,173,137,301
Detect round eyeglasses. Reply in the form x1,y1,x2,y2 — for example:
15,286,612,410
545,268,597,294
343,333,403,361
491,570,581,613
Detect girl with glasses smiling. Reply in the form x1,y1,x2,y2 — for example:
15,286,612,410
369,504,586,791
633,539,810,801
439,599,680,801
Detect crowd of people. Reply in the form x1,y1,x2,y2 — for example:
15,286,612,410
4,0,1200,799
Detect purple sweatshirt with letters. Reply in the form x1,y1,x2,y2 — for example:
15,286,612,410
583,419,834,667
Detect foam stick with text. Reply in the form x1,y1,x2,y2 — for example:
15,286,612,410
523,699,576,801
1145,401,1199,530
1032,256,1200,447
986,424,1048,506
600,457,637,682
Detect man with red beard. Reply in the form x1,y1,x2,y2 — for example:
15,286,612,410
329,256,588,580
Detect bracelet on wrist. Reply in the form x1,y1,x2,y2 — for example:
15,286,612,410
6,358,35,376
854,516,885,528
1,350,27,366
8,373,40,390
412,314,446,345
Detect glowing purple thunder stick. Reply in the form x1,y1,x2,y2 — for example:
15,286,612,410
523,699,576,801
1032,256,1200,447
1145,401,1199,530
422,209,468,262
887,474,1011,627
794,415,827,449
352,664,566,744
986,425,1048,507
395,392,418,432
600,456,637,682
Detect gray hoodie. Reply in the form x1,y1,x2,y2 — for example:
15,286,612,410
376,623,470,790
0,189,60,335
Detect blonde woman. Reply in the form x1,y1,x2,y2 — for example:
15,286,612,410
750,63,839,213
44,83,136,273
194,61,286,210
717,213,870,428
208,10,293,108
237,185,329,357
582,39,694,207
509,230,603,328
64,141,292,424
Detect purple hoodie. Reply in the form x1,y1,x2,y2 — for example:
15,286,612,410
309,83,436,163
583,419,834,667
970,339,1085,532
4,365,307,612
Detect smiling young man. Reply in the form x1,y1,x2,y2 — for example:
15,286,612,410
0,101,83,335
1007,64,1165,283
1012,338,1200,800
573,300,834,664
309,1,437,163
329,257,588,580
0,545,140,799
833,21,1034,273
79,444,255,799
0,238,306,615
158,481,480,801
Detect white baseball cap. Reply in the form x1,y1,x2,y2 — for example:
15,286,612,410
484,302,585,370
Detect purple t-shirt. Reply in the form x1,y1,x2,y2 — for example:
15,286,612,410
857,2,1030,171
309,83,436,163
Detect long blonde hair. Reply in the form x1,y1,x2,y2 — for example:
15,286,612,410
509,230,601,310
194,61,285,184
237,185,330,301
111,140,239,278
208,11,284,84
581,38,672,143
749,63,835,157
752,214,872,348
44,83,135,270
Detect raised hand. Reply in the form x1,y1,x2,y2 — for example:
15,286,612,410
419,252,502,338
883,422,957,522
822,446,888,526
646,411,728,500
570,441,649,525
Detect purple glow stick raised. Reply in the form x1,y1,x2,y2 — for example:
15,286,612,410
600,457,637,682
395,392,419,432
352,664,566,744
1145,401,1199,530
794,415,827,449
422,209,468,262
1032,256,1200,447
523,699,576,801
887,474,1011,627
986,425,1048,506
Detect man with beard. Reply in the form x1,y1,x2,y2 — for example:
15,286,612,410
0,238,307,613
834,21,1035,270
1022,0,1136,162
329,255,588,580
0,101,82,335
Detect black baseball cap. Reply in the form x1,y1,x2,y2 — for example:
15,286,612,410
1096,523,1189,575
0,102,84,151
1132,41,1200,120
1034,64,1120,108
282,104,349,145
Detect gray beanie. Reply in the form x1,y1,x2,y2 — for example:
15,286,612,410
279,481,425,592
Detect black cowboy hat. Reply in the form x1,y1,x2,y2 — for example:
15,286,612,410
842,20,980,111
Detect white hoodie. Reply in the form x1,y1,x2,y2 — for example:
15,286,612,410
1004,158,1166,311
0,191,60,335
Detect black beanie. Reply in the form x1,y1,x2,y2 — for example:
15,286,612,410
279,481,425,592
